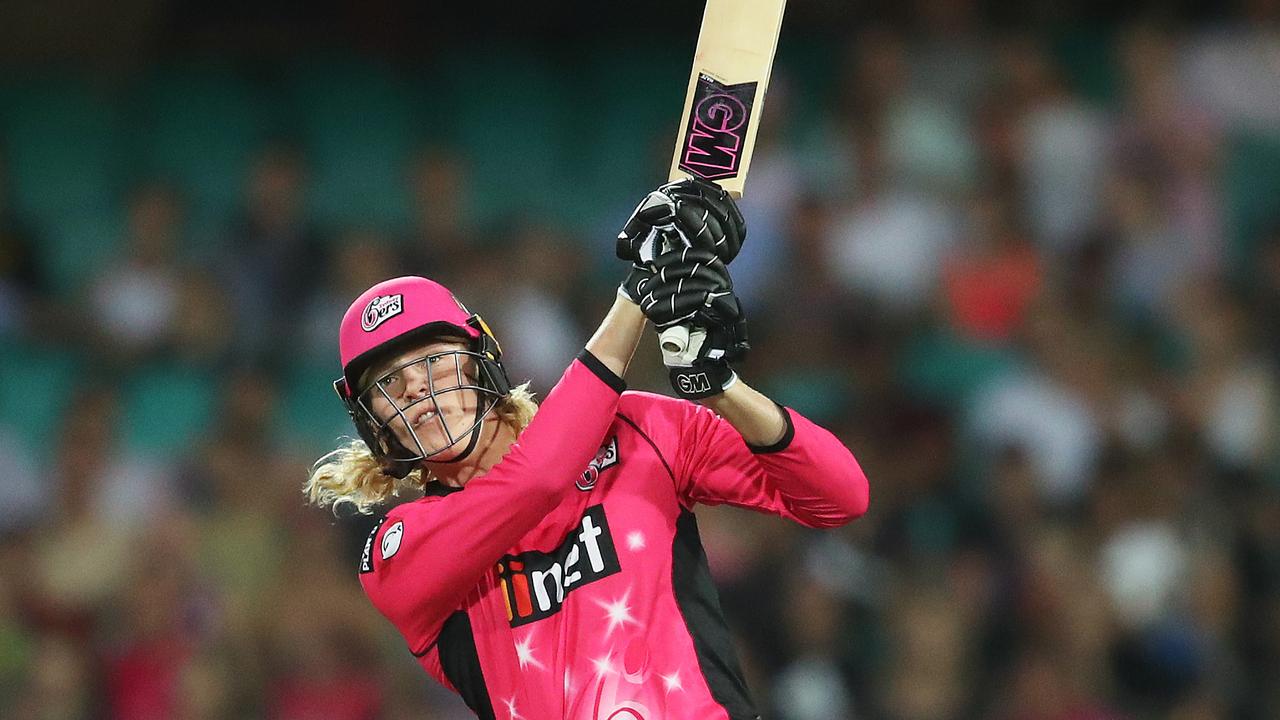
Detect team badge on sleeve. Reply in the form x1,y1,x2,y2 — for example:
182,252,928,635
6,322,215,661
381,520,404,560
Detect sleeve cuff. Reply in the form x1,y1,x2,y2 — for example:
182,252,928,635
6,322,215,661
577,349,627,395
747,403,795,454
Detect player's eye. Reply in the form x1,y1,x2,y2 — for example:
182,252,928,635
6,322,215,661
377,373,402,392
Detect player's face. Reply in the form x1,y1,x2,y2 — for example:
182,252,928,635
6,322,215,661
362,339,483,462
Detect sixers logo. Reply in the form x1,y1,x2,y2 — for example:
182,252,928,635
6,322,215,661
578,436,620,491
361,294,403,332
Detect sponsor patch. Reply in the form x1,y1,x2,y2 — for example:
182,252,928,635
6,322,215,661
577,436,620,491
380,520,404,560
361,294,403,332
496,505,621,627
359,516,388,574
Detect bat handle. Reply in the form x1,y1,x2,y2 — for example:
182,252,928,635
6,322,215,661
659,324,690,355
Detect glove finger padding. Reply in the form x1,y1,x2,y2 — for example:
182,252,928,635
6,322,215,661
618,179,747,265
641,282,744,329
651,247,731,284
640,277,726,328
703,289,744,328
618,263,655,304
659,178,746,263
616,191,677,263
671,201,730,259
644,275,723,299
642,249,738,328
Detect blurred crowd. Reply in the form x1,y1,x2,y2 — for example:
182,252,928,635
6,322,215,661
3,3,1280,720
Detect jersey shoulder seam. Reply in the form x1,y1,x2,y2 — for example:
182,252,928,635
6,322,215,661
615,411,676,483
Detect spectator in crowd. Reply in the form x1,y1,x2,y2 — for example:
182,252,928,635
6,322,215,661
88,182,188,363
219,144,327,365
0,153,49,338
401,148,476,289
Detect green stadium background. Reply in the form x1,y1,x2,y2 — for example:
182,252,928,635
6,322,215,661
1,1,1279,718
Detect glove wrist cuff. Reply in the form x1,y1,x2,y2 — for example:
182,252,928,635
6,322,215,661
669,363,735,400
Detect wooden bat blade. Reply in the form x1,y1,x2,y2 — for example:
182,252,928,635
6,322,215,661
669,0,788,198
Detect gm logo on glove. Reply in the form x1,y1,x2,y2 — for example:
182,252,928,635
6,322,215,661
676,372,712,395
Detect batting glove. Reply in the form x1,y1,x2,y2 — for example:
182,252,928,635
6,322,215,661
615,177,746,266
618,262,655,305
634,248,749,400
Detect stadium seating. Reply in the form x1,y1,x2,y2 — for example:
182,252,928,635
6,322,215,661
287,55,426,233
132,62,274,247
0,341,78,459
121,361,218,457
276,360,352,456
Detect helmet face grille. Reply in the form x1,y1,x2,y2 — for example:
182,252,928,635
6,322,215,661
353,347,506,467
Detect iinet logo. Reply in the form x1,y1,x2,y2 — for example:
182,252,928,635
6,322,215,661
497,505,621,627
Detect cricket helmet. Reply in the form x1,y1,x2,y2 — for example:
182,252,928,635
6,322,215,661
334,276,511,477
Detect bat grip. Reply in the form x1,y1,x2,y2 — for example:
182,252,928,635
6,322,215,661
659,324,690,355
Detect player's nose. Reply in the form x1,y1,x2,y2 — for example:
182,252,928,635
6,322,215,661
403,361,434,402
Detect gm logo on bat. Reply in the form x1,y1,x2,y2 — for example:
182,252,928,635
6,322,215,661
679,74,758,181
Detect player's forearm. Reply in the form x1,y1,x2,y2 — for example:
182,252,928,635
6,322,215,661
584,296,647,379
701,379,788,447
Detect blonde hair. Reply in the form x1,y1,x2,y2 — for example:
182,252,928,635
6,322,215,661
305,383,539,515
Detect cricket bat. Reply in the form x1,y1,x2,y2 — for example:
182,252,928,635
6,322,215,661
660,0,787,355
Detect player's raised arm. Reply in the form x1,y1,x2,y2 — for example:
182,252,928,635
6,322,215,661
584,295,646,381
625,183,870,528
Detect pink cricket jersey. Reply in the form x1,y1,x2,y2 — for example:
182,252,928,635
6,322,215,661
358,350,869,720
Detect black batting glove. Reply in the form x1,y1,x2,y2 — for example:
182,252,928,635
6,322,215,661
635,247,749,400
657,177,746,262
618,263,655,305
616,177,746,266
637,248,738,330
615,186,668,304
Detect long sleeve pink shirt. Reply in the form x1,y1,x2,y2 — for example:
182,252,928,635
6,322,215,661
358,350,869,720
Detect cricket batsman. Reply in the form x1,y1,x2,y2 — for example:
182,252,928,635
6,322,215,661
306,179,870,719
